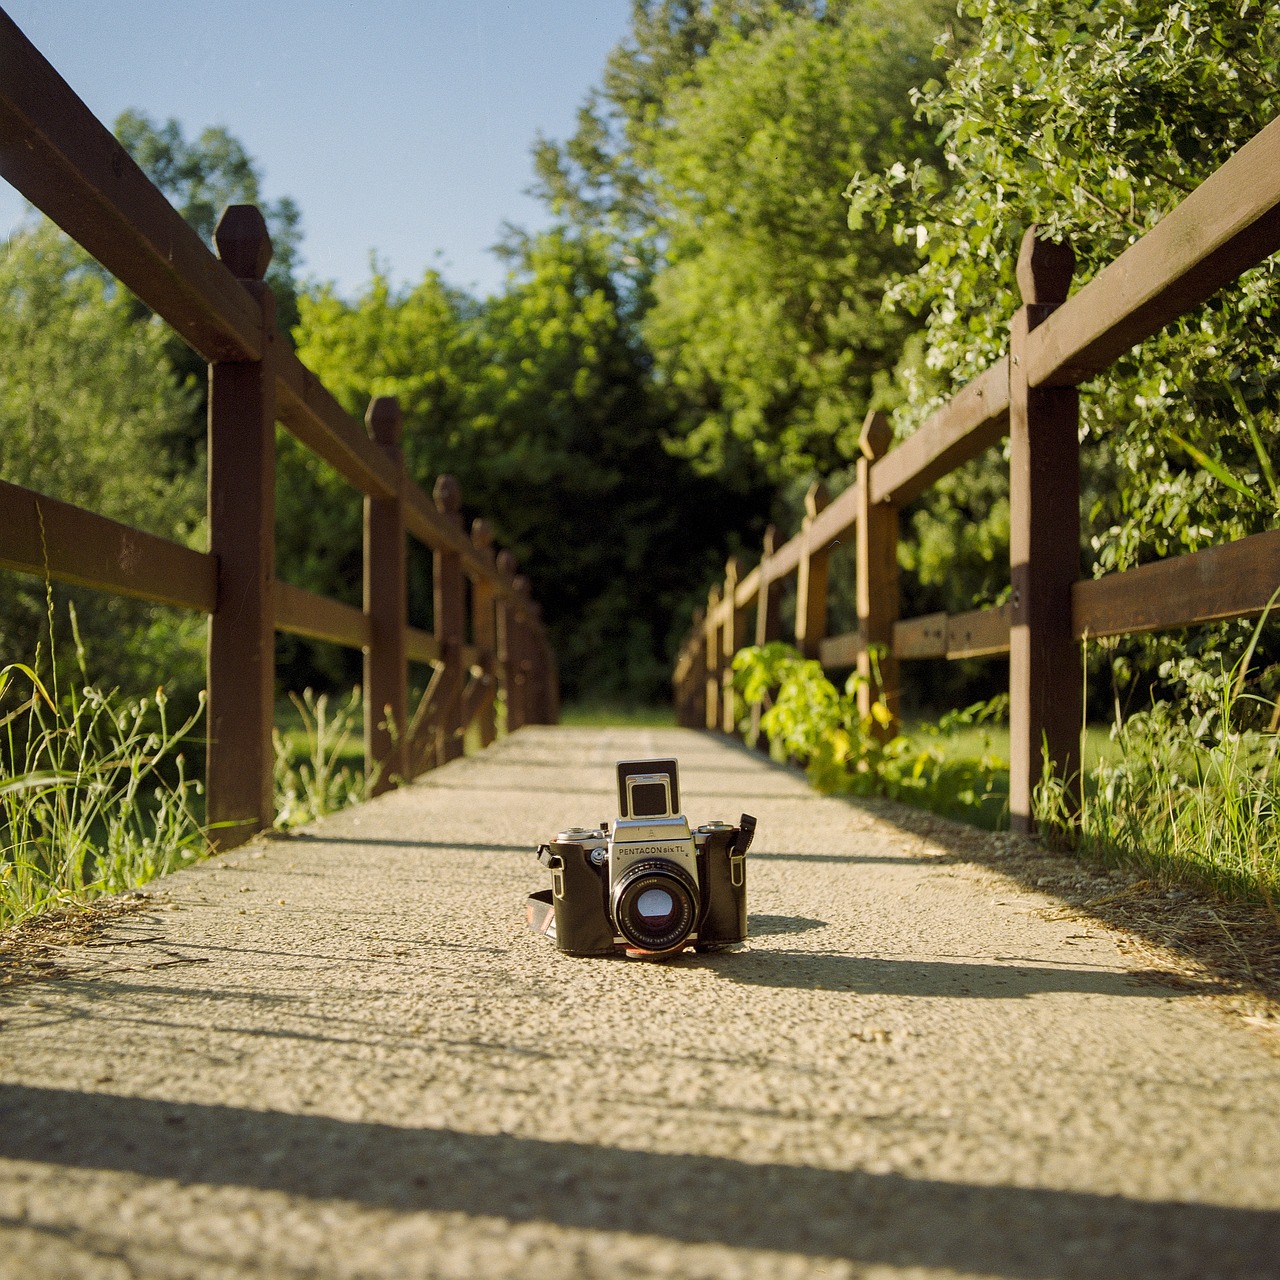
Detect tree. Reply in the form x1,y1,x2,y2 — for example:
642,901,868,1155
0,222,205,700
292,230,746,702
847,0,1280,699
641,1,953,487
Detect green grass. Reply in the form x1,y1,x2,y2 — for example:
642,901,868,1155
560,702,677,728
913,722,1119,773
0,640,208,929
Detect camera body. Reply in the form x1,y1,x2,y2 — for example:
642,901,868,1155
529,758,756,958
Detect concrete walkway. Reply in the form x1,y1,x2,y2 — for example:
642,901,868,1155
1,726,1278,1279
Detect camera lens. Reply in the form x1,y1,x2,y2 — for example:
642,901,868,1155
612,862,697,953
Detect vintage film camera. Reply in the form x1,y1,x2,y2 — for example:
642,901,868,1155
527,758,756,958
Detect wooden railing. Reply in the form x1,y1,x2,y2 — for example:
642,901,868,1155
674,110,1280,833
0,11,558,848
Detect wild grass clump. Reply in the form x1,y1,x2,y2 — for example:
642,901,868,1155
272,688,366,829
0,615,208,929
1038,623,1279,911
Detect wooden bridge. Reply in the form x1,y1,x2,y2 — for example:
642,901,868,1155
3,13,1280,1277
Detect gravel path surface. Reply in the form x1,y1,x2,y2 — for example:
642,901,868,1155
2,725,1279,1279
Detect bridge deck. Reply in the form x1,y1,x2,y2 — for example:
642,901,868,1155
1,726,1278,1278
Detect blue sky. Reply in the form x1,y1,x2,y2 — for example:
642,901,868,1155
1,1,632,298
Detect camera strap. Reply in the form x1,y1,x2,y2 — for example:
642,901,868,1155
526,889,557,939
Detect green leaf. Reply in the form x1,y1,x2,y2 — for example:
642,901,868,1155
1167,432,1265,509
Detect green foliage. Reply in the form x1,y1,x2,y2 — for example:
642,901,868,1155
848,0,1280,681
293,229,741,702
643,1,953,485
116,110,303,331
733,642,1009,826
0,618,208,929
0,221,206,703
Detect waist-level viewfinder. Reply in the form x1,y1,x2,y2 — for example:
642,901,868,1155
618,758,679,820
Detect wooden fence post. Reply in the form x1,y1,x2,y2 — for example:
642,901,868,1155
721,556,743,733
704,585,722,731
363,395,407,795
469,518,498,747
856,410,899,738
795,481,830,660
513,574,537,723
207,206,277,848
1009,227,1082,832
433,474,467,764
679,607,707,728
755,525,782,646
496,549,526,733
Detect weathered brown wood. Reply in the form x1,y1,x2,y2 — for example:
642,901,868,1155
405,626,441,666
755,526,783,646
721,558,744,733
1009,229,1082,833
1072,531,1280,639
431,475,467,763
764,532,804,583
469,519,499,747
794,482,831,660
402,484,511,597
818,630,863,669
674,608,708,729
893,613,948,660
947,604,1012,659
407,659,465,776
0,12,261,364
0,480,217,612
1027,113,1280,390
496,550,527,733
206,209,277,849
869,361,1010,508
704,585,722,731
276,353,398,501
805,481,860,554
275,580,370,650
363,397,408,794
856,411,899,737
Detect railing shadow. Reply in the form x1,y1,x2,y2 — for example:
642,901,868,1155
1,1084,1275,1277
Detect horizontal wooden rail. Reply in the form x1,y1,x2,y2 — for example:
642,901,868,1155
892,613,948,660
276,354,398,500
1072,530,1280,638
0,10,260,365
0,480,217,612
675,97,1279,838
402,487,518,598
818,630,862,669
274,581,370,650
870,360,1010,508
946,603,1012,659
0,12,559,849
405,626,442,666
1027,114,1280,389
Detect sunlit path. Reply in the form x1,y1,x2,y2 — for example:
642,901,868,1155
2,726,1278,1278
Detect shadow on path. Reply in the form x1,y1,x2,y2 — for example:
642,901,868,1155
690,950,1216,998
0,1084,1274,1278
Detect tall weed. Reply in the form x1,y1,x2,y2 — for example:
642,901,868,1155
272,688,366,828
1037,618,1279,908
0,609,208,929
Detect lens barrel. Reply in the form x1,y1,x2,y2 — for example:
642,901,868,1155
611,859,698,953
